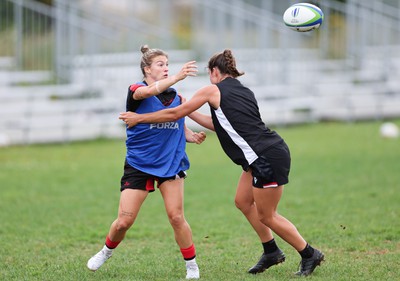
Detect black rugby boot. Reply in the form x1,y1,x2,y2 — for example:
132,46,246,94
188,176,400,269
295,248,324,276
248,249,286,274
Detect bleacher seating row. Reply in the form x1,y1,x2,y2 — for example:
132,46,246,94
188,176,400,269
1,47,400,146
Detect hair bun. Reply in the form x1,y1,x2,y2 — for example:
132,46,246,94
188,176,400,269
141,45,150,54
223,49,232,57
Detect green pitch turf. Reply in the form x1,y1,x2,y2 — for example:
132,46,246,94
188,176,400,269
0,120,399,280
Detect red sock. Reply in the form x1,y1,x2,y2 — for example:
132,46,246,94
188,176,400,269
180,244,196,260
105,235,120,249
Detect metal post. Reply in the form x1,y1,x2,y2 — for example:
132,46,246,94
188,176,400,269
320,2,330,59
203,0,213,59
14,0,23,70
259,1,272,49
232,0,243,49
159,0,172,49
68,0,77,83
191,1,200,56
54,0,63,83
346,0,357,68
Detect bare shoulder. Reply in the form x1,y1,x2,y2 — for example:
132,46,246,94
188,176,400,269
194,84,219,99
197,84,220,109
199,84,218,92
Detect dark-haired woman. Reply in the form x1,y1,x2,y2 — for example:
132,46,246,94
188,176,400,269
119,49,324,277
87,45,205,279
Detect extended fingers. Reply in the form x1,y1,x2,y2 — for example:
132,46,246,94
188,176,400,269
119,112,130,119
119,112,136,127
183,61,198,76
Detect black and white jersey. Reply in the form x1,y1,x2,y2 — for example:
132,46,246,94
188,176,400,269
210,77,283,171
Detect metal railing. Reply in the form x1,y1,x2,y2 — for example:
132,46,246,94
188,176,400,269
0,0,400,145
2,0,400,80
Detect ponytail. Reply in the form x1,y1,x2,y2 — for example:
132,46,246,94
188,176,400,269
208,49,244,78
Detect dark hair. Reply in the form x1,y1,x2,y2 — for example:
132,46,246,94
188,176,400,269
140,45,168,76
207,49,244,78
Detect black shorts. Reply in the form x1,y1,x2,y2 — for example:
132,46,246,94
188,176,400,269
120,161,187,192
250,141,291,188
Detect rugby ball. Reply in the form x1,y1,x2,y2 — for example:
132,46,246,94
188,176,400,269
283,3,324,32
380,122,399,138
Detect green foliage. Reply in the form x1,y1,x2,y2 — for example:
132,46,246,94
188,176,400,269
0,120,399,280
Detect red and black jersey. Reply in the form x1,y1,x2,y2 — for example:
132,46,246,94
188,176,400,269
126,81,177,112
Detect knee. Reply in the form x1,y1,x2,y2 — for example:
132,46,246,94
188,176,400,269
168,212,185,229
234,197,253,214
258,213,275,228
116,218,133,232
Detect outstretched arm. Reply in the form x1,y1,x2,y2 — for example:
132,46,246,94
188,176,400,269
132,61,198,100
180,95,214,131
120,84,219,127
188,111,214,131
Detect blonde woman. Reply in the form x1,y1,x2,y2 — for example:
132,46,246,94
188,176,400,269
88,45,205,279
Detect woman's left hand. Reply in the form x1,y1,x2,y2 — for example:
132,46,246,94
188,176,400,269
191,131,207,144
119,112,138,128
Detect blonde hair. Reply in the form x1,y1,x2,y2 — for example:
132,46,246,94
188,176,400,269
140,45,168,77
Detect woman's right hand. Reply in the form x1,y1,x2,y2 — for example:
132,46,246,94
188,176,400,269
175,61,198,81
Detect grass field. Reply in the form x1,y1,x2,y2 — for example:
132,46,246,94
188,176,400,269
1,120,399,281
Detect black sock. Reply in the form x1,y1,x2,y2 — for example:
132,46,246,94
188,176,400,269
299,244,314,259
262,238,279,254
